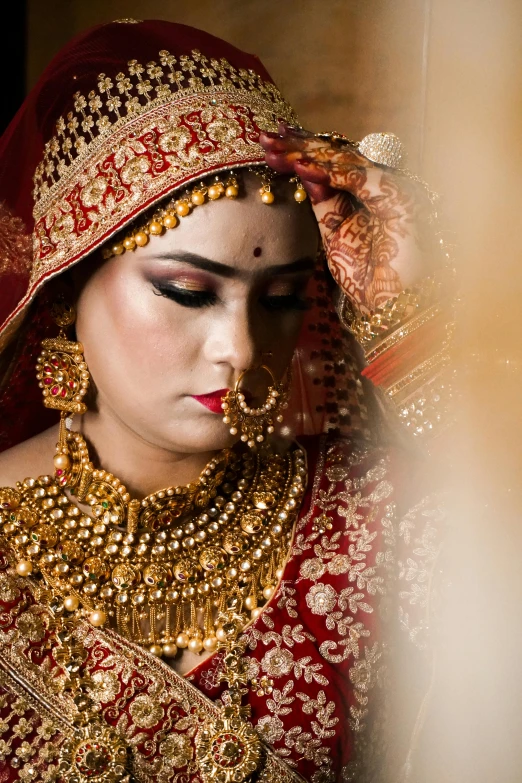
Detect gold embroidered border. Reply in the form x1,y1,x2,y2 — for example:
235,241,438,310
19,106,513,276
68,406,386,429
83,624,306,782
0,655,74,738
34,48,294,207
32,90,292,285
0,568,304,783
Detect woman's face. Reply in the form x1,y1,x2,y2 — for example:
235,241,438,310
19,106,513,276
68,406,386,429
74,173,318,454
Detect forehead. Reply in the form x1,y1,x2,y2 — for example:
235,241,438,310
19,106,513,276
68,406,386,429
142,174,318,273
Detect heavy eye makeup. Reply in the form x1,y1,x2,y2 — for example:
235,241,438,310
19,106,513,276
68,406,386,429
150,273,311,312
152,273,218,309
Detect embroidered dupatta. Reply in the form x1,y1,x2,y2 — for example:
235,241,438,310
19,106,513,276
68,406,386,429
0,435,442,782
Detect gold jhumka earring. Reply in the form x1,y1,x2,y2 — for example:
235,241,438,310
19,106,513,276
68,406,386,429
36,301,90,482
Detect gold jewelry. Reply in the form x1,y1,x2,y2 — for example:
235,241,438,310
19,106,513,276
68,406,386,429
358,132,405,169
0,429,305,659
36,301,90,415
336,271,451,350
250,166,308,206
221,364,290,448
36,301,91,484
102,167,307,262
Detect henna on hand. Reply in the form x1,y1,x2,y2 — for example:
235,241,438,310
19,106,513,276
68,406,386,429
260,127,433,314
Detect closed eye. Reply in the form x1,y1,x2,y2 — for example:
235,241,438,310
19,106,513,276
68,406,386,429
153,283,217,308
152,282,310,312
260,293,310,312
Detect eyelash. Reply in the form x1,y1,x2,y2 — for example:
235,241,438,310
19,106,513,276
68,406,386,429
152,283,309,312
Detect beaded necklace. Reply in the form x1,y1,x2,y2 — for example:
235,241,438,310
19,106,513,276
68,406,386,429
0,434,306,783
0,431,306,659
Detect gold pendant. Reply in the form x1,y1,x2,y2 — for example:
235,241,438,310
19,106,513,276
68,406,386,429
196,715,263,783
59,722,130,783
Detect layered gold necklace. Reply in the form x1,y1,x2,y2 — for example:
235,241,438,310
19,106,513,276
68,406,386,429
0,429,306,659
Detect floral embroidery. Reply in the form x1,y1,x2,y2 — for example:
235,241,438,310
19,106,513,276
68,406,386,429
87,669,121,703
15,611,46,642
159,732,193,766
398,495,445,649
129,694,164,728
299,558,326,581
257,715,285,744
0,576,20,603
305,583,338,615
327,553,351,575
261,648,294,678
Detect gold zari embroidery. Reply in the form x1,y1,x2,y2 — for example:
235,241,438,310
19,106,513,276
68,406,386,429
31,49,297,286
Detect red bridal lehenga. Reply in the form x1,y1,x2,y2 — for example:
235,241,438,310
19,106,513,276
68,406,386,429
0,19,449,783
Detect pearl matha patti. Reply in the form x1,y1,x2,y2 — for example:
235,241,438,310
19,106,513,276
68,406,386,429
102,167,307,261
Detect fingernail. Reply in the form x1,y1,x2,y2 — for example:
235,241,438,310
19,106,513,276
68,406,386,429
278,122,313,139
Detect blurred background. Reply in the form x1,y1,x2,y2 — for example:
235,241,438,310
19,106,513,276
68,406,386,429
4,0,522,780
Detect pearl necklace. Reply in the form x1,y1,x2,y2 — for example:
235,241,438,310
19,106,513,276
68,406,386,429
0,431,306,659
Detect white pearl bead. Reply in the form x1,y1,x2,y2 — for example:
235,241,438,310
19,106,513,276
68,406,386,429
203,635,218,652
176,632,189,649
188,636,203,654
16,560,32,577
64,595,79,612
89,610,107,627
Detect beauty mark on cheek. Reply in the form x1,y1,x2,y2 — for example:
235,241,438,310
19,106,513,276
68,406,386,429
253,247,262,258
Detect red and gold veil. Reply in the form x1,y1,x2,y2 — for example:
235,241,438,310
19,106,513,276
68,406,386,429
0,18,371,453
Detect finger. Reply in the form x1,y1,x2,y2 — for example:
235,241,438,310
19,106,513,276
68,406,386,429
277,122,316,140
264,149,303,174
293,159,334,204
259,131,299,153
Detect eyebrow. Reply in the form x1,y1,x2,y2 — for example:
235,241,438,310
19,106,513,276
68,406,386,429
152,251,316,279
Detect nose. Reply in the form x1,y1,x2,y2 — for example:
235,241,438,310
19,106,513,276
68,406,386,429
203,302,259,379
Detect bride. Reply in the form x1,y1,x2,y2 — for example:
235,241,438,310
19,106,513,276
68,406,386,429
0,18,451,783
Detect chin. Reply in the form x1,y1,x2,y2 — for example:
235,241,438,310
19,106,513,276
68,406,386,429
160,418,234,454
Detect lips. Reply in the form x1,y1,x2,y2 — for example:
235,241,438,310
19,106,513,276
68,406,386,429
191,389,229,414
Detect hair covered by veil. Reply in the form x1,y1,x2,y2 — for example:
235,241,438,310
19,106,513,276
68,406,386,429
0,19,375,452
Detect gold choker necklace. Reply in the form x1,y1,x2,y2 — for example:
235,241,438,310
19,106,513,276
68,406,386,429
0,430,306,659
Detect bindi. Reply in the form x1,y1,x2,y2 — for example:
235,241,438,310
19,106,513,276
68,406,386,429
253,246,262,257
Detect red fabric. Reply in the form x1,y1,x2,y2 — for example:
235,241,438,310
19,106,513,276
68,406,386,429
361,312,447,389
0,434,429,782
0,21,274,235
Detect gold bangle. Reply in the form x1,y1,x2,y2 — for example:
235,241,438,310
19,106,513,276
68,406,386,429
336,265,455,351
386,349,450,400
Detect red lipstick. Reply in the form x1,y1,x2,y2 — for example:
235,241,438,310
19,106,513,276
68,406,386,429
192,389,229,414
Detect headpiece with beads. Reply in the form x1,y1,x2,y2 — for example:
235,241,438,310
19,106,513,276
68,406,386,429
103,167,307,260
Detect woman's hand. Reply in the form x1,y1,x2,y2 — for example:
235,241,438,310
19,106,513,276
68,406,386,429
260,126,435,316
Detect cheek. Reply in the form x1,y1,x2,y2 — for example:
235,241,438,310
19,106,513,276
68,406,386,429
75,267,196,389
